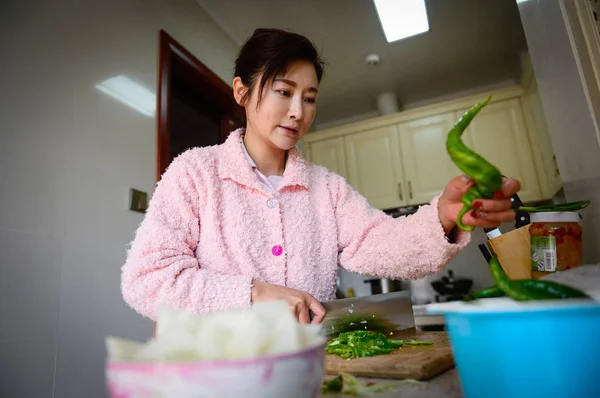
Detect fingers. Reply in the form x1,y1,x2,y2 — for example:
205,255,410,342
308,298,326,325
455,175,520,199
298,306,311,324
457,174,476,193
442,175,476,202
463,209,516,228
471,177,521,216
467,176,521,212
293,294,326,325
501,178,521,198
256,282,327,325
472,198,513,212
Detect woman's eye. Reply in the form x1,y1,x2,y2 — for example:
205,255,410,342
277,90,290,97
305,97,316,104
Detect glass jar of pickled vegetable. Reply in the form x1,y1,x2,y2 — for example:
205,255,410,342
529,212,583,279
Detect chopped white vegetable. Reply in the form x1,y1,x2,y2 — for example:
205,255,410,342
106,300,324,362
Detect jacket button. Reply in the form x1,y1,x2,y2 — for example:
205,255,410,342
267,198,276,208
272,245,283,256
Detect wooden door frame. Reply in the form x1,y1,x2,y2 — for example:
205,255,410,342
156,30,242,181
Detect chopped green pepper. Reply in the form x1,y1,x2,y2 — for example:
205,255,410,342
326,331,404,359
325,331,433,359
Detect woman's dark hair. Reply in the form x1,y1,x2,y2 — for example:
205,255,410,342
234,28,326,105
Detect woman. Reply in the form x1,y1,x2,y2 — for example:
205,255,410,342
121,28,520,325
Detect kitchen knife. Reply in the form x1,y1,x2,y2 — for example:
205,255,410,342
483,192,530,239
317,290,415,338
511,193,530,228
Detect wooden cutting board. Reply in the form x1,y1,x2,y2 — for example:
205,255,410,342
324,330,454,380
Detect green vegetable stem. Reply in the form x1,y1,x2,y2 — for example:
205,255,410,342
517,200,590,213
446,96,503,231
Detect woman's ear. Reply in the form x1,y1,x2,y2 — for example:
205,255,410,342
232,77,248,106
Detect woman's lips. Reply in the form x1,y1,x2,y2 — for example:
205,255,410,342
279,126,299,135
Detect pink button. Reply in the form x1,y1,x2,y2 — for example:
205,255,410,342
272,245,283,256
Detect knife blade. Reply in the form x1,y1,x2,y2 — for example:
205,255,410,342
317,290,415,338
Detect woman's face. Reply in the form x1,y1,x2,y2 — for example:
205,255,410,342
234,60,319,150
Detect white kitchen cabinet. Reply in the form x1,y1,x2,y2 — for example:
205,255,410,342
454,98,542,203
305,136,348,178
303,84,560,209
397,112,463,204
345,125,407,209
521,77,562,199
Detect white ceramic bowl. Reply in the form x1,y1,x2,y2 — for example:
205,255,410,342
106,342,325,398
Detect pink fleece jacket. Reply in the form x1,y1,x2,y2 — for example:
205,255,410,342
121,129,470,320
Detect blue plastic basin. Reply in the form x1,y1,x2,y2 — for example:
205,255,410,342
427,297,600,398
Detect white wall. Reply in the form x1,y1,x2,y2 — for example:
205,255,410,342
0,1,239,397
518,0,600,263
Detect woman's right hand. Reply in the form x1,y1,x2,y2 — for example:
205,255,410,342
251,281,326,325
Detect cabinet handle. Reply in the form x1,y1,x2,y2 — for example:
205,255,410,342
408,181,413,200
397,183,404,201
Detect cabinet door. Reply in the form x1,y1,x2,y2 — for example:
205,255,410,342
398,113,461,204
521,79,562,199
307,137,348,178
345,125,407,209
455,98,541,203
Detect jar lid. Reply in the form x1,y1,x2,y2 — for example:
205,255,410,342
530,212,580,223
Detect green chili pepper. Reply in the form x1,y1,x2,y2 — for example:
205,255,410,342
472,280,589,301
471,285,506,299
446,96,504,231
488,256,556,301
488,255,590,301
517,279,590,299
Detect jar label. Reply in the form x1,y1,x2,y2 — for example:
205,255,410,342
531,236,557,272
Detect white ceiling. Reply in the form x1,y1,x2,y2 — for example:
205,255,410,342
196,0,528,129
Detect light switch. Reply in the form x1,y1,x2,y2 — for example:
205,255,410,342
129,189,148,213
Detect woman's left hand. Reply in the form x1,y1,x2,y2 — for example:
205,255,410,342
438,175,521,234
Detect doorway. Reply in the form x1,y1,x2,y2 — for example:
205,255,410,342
156,30,243,181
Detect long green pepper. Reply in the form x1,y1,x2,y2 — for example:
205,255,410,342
446,96,503,231
469,279,589,301
489,256,556,301
488,255,590,301
471,285,506,299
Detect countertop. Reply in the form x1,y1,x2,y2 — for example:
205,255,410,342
322,367,463,397
412,304,446,328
